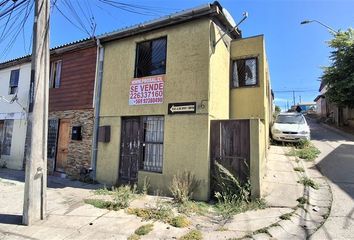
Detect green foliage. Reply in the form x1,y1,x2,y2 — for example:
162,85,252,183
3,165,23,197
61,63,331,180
93,186,112,195
321,28,354,107
84,199,118,210
169,171,201,203
275,105,281,113
216,227,228,231
140,176,151,195
289,142,320,161
298,177,319,190
134,224,154,236
170,215,191,228
279,212,292,220
296,139,311,149
296,197,309,205
127,234,140,240
177,201,210,216
113,185,136,209
127,203,174,223
179,230,203,240
293,167,305,172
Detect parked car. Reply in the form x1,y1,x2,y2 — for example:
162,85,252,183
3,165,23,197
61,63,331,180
271,112,310,142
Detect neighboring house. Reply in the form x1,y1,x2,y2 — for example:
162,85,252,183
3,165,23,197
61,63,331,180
0,38,98,179
0,59,31,170
314,81,354,127
94,2,273,200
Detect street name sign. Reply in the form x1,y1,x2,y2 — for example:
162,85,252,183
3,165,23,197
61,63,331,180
168,102,196,114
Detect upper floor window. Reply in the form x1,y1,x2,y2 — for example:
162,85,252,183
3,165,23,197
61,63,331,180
231,58,258,88
135,37,167,78
9,69,20,94
50,60,62,88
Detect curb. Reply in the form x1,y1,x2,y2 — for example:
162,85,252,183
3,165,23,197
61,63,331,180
319,123,354,141
245,148,332,240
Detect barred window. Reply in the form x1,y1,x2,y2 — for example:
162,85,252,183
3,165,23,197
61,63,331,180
9,69,20,94
142,116,164,173
135,37,167,78
0,120,14,155
231,58,258,88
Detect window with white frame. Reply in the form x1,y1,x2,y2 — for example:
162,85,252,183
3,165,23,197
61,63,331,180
142,116,164,173
49,60,62,88
231,58,258,88
9,69,20,94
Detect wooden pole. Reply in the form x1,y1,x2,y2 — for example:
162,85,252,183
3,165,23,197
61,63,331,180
23,0,50,226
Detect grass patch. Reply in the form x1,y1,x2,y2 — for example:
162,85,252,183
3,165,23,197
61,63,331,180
298,177,319,190
279,212,292,220
127,234,140,240
134,224,154,236
84,199,119,210
296,146,321,161
297,197,309,205
127,204,174,223
170,215,191,228
177,201,210,216
179,230,202,240
216,226,228,231
293,167,305,172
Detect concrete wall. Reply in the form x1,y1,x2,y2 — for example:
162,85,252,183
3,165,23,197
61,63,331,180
97,18,211,200
0,62,31,170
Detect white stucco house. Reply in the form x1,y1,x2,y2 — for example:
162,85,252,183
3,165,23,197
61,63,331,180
0,58,31,170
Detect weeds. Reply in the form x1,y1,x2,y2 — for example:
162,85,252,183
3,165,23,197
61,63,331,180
293,167,305,172
93,186,112,195
169,171,201,203
127,203,174,223
297,197,309,205
288,141,320,162
127,234,140,240
84,199,119,210
135,224,154,235
140,176,150,195
298,177,319,190
216,227,228,231
170,215,190,228
113,185,136,208
179,230,203,240
176,201,210,216
279,212,292,220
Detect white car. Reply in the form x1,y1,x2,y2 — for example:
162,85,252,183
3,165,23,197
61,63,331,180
271,113,310,142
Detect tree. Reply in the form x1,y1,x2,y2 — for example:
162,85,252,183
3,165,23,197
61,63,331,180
321,28,354,107
275,105,281,113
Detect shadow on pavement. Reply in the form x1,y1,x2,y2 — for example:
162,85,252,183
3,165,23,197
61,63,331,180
0,214,22,225
0,168,102,190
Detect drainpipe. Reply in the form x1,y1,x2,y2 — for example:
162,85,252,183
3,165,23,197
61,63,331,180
91,38,105,180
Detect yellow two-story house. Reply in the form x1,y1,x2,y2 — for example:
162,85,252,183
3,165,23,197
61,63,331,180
94,2,273,200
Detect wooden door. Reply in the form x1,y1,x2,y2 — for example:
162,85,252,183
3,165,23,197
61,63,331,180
210,120,250,194
55,119,71,172
119,117,141,185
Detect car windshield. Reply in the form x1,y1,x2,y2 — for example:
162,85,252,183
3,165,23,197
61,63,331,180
276,114,305,124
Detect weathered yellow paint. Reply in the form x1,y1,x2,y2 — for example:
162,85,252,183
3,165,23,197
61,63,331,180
230,35,272,189
96,19,273,200
97,19,212,200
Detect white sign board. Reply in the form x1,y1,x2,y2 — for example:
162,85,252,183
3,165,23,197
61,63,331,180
129,75,164,105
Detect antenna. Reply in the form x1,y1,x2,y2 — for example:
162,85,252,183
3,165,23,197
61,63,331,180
214,11,249,47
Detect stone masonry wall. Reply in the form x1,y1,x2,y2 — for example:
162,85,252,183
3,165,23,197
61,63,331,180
48,109,94,179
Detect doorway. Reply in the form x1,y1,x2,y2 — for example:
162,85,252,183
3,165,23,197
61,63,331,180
119,117,141,185
55,119,71,172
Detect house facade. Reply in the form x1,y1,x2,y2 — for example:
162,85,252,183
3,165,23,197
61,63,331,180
95,2,272,200
0,59,31,170
0,39,98,179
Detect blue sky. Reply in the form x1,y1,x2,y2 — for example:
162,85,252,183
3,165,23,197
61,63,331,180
1,0,353,110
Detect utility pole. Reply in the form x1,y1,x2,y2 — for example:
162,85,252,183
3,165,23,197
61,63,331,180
299,95,302,103
292,91,296,106
23,0,50,226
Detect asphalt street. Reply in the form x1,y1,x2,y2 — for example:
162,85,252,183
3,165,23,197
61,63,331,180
308,119,354,240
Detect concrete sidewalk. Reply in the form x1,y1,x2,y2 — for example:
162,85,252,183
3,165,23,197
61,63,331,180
0,146,331,240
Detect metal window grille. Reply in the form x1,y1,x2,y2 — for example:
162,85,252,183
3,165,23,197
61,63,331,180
47,119,59,159
232,58,257,87
1,120,14,155
135,37,167,78
142,116,164,172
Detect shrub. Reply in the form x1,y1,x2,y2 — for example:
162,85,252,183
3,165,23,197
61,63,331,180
169,171,201,203
112,185,136,209
179,230,202,240
170,215,190,228
298,177,319,190
134,224,154,236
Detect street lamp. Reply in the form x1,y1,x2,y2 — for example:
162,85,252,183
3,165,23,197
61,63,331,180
301,19,339,35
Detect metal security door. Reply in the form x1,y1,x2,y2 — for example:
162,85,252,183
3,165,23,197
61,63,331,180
119,117,141,185
210,120,250,193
